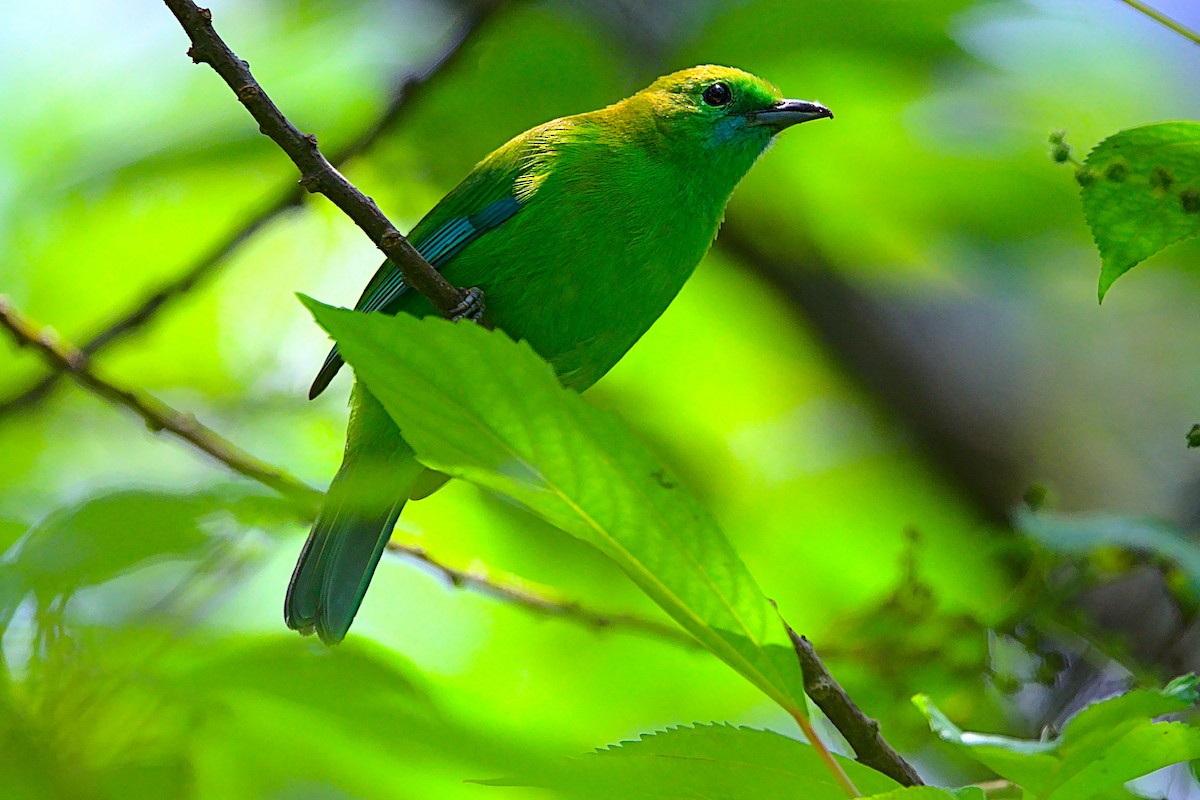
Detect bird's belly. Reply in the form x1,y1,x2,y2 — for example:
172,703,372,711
437,206,713,391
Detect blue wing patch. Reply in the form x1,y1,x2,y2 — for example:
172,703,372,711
309,195,522,398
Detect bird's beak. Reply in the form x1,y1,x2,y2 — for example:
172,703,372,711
750,99,834,130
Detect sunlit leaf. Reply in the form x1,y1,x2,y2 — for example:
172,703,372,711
483,723,901,799
1076,122,1200,300
916,675,1200,799
304,299,809,718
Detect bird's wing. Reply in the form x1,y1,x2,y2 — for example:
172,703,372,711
309,123,559,399
354,180,525,315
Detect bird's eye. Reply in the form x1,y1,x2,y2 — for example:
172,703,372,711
702,82,732,107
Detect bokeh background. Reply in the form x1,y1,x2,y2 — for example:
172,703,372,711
3,0,1200,797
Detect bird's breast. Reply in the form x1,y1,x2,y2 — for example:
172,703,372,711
440,143,729,391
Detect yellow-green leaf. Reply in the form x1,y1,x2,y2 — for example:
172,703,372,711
303,298,809,718
1078,121,1200,300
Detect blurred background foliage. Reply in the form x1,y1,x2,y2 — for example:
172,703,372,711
2,0,1200,797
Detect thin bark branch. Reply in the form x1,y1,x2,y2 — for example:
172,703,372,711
0,5,502,419
0,295,694,647
392,542,698,647
162,0,466,311
1117,0,1200,47
784,623,924,786
0,297,321,513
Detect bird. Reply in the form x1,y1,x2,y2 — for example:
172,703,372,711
285,65,832,644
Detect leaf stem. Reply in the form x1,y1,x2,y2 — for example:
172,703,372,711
792,710,861,797
1117,0,1200,47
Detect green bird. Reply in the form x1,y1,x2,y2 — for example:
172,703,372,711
286,65,832,644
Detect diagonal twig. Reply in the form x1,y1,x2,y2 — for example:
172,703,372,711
0,296,322,513
161,0,462,310
395,542,698,647
0,294,695,647
0,4,505,420
784,622,923,786
1116,0,1200,47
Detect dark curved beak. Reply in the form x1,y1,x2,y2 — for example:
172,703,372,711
751,99,834,130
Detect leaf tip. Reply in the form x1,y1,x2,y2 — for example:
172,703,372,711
295,292,324,315
1164,672,1200,705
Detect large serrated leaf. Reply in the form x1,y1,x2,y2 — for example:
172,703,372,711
303,298,809,718
1078,121,1200,300
481,723,902,799
916,676,1200,799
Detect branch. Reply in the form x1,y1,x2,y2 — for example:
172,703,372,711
391,542,698,648
162,0,466,312
1117,0,1200,47
0,295,693,647
0,296,322,514
0,5,503,419
784,624,924,786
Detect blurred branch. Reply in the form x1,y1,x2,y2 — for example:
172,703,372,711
0,5,504,420
0,295,695,647
1117,0,1200,46
783,622,923,786
0,296,322,513
393,542,698,647
161,0,467,312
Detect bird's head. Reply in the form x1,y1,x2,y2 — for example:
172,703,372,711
631,65,832,155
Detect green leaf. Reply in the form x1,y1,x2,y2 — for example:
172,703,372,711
303,298,809,717
12,487,288,602
26,628,521,800
157,635,432,740
914,694,1059,792
0,518,30,634
0,518,27,557
1014,508,1200,597
864,789,979,800
915,677,1200,799
1077,122,1200,300
483,723,902,799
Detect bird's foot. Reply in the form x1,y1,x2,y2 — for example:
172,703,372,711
449,286,486,323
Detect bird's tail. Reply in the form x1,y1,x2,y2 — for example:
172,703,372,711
285,388,422,644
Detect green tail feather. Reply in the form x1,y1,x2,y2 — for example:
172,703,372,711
283,481,405,644
285,386,421,644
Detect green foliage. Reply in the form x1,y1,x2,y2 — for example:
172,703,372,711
7,0,1200,797
1074,122,1200,300
0,487,293,636
1015,507,1200,598
916,675,1200,799
0,486,540,800
304,298,810,718
10,488,288,598
485,723,904,798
